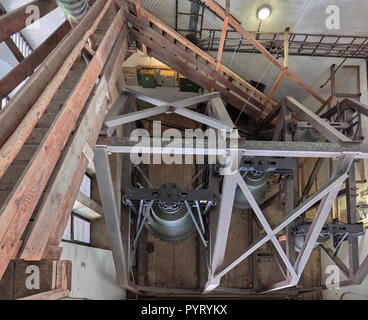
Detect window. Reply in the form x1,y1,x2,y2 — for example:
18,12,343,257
62,213,91,245
62,174,92,245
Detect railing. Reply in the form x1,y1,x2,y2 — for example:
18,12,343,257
10,32,33,58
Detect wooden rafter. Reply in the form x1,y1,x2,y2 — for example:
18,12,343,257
4,38,24,63
0,0,120,280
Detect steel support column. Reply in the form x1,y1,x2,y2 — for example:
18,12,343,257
203,173,237,293
346,164,359,277
94,146,130,287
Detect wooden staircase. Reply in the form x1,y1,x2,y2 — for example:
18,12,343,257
126,5,277,120
0,0,130,280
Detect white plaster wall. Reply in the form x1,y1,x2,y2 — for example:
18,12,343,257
123,51,167,68
60,242,126,300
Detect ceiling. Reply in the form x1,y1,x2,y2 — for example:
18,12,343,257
215,0,368,36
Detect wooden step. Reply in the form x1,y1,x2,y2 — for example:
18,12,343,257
45,101,64,114
35,113,58,128
52,89,71,102
15,145,38,162
0,165,27,191
70,61,86,72
25,128,48,145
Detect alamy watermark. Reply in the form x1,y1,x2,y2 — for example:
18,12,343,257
25,5,41,29
325,5,340,30
325,265,340,290
129,121,239,175
25,265,40,290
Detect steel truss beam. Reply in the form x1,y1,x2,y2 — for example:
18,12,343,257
99,137,368,159
104,91,234,130
203,155,353,293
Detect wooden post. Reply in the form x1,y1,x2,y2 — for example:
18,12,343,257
134,0,147,55
284,27,289,69
215,0,230,72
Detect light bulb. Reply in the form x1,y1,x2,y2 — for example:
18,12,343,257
257,6,271,20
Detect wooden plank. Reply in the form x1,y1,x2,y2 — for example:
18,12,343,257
285,96,352,143
73,191,103,220
19,25,129,262
0,0,57,42
0,21,71,100
0,0,111,149
284,28,289,69
0,10,124,275
41,245,63,260
18,288,69,300
13,260,55,299
0,261,14,300
4,37,24,63
258,71,285,120
0,29,90,179
56,260,72,290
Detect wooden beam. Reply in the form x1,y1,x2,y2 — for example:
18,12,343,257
19,19,128,262
137,7,274,109
134,0,147,55
0,0,115,180
0,8,123,276
0,0,110,149
316,95,333,115
0,21,71,100
330,64,336,98
202,0,326,106
0,0,57,43
285,96,352,143
336,93,361,99
73,191,103,220
215,0,230,72
18,288,69,300
258,71,285,120
4,38,24,63
284,28,289,69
